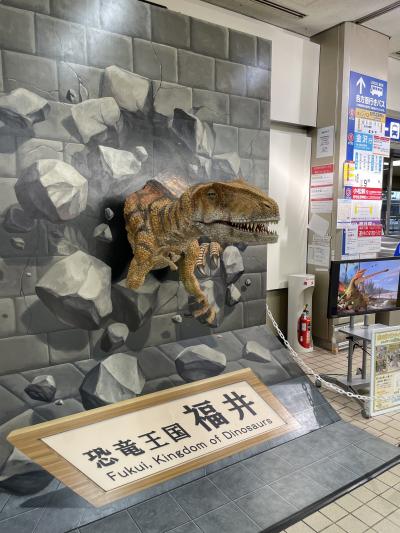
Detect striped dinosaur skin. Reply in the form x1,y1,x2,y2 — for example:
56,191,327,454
124,179,279,324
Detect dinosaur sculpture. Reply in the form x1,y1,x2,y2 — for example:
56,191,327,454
124,178,280,324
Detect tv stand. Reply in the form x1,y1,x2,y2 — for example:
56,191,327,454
317,315,387,418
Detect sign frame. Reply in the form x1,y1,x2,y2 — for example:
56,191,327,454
8,369,299,507
369,326,400,417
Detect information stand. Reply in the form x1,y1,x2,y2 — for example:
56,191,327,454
369,325,400,417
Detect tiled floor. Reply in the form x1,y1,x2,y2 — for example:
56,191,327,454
283,346,400,533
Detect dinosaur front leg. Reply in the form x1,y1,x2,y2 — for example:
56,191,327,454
126,233,156,290
180,240,217,325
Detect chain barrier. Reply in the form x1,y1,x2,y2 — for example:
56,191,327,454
266,303,398,403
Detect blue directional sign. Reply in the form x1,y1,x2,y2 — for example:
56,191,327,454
346,71,387,161
395,242,400,257
385,117,400,141
353,132,373,152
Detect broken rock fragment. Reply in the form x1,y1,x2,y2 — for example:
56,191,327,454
102,66,152,113
99,145,146,181
175,344,226,382
15,159,88,222
172,109,214,157
10,237,25,250
0,88,49,128
36,250,112,330
111,275,160,331
243,341,272,363
3,205,35,233
71,97,121,144
226,284,241,306
0,448,53,495
222,246,244,284
100,323,129,352
80,353,145,409
93,223,112,242
24,375,56,402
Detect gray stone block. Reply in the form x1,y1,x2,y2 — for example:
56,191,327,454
36,14,86,64
236,273,263,301
215,60,246,96
238,128,269,159
14,294,70,334
51,0,100,26
0,384,25,425
3,51,58,101
242,244,267,273
214,302,244,334
89,327,129,359
0,177,17,215
0,220,47,258
100,0,150,39
155,280,179,315
0,257,37,297
4,205,32,234
23,362,86,399
213,124,238,154
35,397,84,419
244,299,266,328
0,135,16,178
3,0,50,13
230,95,260,128
133,39,177,83
16,138,63,173
0,334,49,375
0,298,16,338
136,346,176,380
193,88,229,124
178,50,215,91
48,329,90,364
0,5,35,54
58,62,103,103
261,100,270,130
152,81,192,117
258,38,272,70
229,29,257,66
87,28,133,70
247,66,270,100
253,159,269,190
33,101,81,142
151,5,189,49
191,19,228,59
24,374,56,402
127,312,178,350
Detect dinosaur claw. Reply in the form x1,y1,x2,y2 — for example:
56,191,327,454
196,265,207,277
210,255,220,269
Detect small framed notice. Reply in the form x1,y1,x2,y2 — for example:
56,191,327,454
370,326,400,417
8,369,299,507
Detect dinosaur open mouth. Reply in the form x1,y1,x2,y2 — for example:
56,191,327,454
209,219,279,236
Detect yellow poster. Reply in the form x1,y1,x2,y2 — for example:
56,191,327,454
372,328,400,414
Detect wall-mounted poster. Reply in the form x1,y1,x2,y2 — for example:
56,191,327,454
370,326,400,417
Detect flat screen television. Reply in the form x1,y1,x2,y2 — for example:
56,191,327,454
328,257,400,318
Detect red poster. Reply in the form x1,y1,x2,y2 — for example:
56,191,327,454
311,163,334,175
350,187,382,200
358,223,382,238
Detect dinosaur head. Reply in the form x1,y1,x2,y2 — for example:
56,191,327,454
189,179,279,244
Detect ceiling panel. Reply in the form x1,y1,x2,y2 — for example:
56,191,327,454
361,6,400,57
204,0,398,37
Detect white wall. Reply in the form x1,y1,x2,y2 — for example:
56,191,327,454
157,0,320,127
388,57,400,112
267,126,311,290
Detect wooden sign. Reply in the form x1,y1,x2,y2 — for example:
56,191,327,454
8,369,299,507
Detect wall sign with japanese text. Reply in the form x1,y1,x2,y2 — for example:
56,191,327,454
7,369,299,507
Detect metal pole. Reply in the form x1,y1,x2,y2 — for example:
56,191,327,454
385,156,394,235
347,315,355,384
362,314,368,379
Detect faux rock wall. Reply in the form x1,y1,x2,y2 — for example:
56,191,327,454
0,0,271,375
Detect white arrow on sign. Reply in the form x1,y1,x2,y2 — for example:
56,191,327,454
356,77,366,94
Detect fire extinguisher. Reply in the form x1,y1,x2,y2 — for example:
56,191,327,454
298,304,312,349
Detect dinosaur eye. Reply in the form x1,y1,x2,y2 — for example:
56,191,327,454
207,189,217,199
